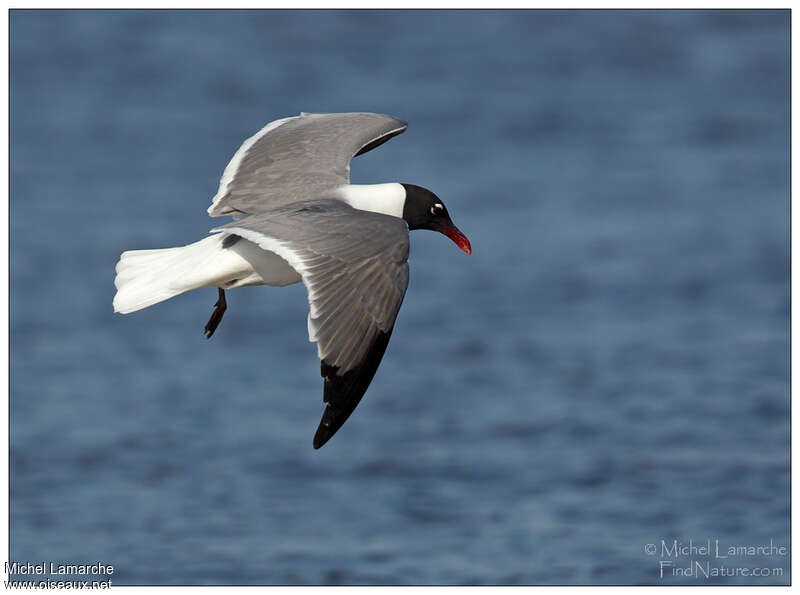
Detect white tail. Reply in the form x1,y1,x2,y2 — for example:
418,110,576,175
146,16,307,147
113,234,244,314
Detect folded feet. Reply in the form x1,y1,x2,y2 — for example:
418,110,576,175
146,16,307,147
204,288,227,339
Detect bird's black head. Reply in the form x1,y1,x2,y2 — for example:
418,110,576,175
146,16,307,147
400,183,471,254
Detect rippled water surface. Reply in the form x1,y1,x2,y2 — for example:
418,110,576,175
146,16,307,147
10,9,789,585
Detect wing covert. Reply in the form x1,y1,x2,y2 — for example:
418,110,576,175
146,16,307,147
212,200,410,448
208,112,407,217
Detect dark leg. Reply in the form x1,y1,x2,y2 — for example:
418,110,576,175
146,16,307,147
204,288,227,339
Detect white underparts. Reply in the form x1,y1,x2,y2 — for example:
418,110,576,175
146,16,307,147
215,226,323,355
112,233,301,314
336,183,406,219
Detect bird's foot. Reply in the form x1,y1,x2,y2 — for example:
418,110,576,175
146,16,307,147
204,288,227,339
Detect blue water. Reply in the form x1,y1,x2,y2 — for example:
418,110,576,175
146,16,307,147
10,10,789,585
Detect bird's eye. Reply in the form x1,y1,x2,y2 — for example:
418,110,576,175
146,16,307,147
430,203,444,216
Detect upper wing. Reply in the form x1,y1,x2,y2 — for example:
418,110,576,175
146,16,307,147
212,200,410,448
207,112,408,217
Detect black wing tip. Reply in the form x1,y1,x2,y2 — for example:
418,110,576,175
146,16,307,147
312,400,340,449
313,426,331,449
353,125,407,157
311,391,357,450
311,328,395,450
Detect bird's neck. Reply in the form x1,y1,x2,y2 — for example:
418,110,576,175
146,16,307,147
337,183,406,219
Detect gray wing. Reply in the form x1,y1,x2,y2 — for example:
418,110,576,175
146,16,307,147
212,200,410,448
207,112,408,217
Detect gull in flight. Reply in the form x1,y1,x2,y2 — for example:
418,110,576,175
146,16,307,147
113,112,471,448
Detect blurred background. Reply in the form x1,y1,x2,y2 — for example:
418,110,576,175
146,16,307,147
10,9,789,585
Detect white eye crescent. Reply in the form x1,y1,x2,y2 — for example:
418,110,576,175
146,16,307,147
430,203,444,216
